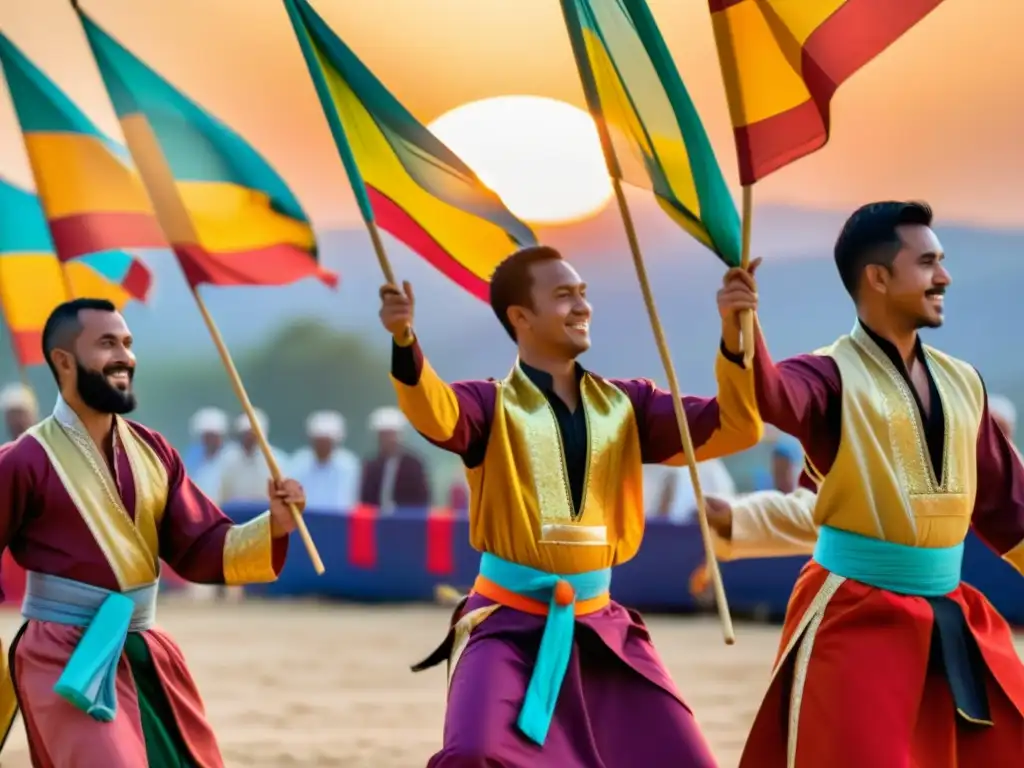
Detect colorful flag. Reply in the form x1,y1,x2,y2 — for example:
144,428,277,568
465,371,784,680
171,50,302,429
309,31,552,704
281,0,535,300
0,33,166,260
0,178,151,367
710,0,946,185
76,10,336,289
559,0,741,266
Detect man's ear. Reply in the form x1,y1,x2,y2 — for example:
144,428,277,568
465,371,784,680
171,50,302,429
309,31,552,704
49,348,75,380
507,305,530,336
862,263,890,295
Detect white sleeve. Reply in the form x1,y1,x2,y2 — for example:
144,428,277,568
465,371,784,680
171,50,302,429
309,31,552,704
713,487,819,561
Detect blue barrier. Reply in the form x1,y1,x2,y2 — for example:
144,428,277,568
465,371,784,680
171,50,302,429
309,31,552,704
225,504,1024,624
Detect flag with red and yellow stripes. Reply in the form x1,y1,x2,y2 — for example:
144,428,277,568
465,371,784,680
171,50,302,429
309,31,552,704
710,0,946,185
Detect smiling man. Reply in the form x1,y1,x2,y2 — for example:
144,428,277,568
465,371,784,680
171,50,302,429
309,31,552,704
0,298,307,767
708,201,1024,767
380,245,764,766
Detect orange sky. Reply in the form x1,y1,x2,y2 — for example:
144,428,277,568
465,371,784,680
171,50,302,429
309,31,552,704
2,0,1023,228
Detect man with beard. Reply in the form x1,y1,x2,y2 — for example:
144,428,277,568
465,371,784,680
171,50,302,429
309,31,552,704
0,298,307,767
380,245,763,767
709,201,1024,766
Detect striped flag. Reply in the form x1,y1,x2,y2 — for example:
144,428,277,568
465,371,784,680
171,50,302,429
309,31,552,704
0,33,167,260
710,0,946,185
282,0,536,300
76,10,336,289
560,0,741,265
0,178,151,366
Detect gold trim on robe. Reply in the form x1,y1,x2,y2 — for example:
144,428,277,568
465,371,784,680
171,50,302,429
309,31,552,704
223,511,278,585
467,364,645,575
28,402,169,590
809,324,985,548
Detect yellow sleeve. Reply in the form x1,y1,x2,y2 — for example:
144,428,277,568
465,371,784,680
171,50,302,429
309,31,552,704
713,487,819,561
223,511,277,585
692,347,764,461
390,357,463,444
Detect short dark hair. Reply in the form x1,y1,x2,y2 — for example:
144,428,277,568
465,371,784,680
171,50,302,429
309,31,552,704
41,298,118,381
489,245,565,341
834,201,933,297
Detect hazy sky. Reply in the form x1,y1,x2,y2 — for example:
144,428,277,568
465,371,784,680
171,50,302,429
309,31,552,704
2,0,1023,229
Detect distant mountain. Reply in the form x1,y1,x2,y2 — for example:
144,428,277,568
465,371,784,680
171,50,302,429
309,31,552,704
121,196,1024,397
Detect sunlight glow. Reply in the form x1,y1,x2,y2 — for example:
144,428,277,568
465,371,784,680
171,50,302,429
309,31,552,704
428,95,613,225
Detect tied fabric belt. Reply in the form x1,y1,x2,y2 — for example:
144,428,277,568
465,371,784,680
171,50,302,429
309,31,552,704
21,571,157,721
813,525,963,596
474,553,611,746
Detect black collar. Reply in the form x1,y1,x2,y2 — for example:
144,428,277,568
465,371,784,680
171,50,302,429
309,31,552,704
858,320,925,373
518,359,586,392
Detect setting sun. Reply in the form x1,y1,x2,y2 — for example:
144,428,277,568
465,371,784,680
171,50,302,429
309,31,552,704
428,95,613,226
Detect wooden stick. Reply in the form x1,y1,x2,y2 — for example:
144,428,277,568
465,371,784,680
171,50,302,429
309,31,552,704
740,185,755,366
189,286,324,574
611,178,735,644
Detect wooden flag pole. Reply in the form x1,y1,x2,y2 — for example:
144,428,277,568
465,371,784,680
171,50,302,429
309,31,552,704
190,286,324,574
739,186,755,365
98,101,325,574
610,178,735,644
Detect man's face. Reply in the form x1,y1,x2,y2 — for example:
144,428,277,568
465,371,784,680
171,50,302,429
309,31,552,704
378,428,401,455
239,429,257,453
878,224,951,330
512,260,592,357
200,431,223,454
59,309,137,414
4,407,33,439
311,435,335,461
771,453,797,493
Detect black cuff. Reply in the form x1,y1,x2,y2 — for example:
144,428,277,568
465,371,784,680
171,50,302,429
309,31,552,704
719,339,745,367
391,338,420,386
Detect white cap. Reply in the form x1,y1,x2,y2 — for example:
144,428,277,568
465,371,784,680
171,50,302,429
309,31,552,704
990,395,1017,431
307,410,345,441
0,383,37,416
189,407,228,437
235,408,269,436
368,406,405,432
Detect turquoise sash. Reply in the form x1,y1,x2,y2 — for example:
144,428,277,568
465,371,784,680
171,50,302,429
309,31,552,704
813,525,963,597
21,571,158,721
478,553,611,745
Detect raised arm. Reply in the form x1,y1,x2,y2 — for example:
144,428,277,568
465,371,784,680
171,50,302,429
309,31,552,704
612,344,763,464
970,388,1024,575
381,282,495,466
134,426,288,586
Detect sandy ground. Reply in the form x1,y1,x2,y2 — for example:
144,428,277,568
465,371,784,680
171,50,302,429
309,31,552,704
0,598,1019,767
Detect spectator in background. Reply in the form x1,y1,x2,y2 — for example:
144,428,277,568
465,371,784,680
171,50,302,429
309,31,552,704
219,409,285,504
0,382,37,440
289,410,360,513
359,406,430,514
989,394,1016,441
648,459,737,523
186,407,228,501
753,434,803,492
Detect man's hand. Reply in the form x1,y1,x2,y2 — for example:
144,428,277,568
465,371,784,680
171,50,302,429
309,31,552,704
379,281,414,341
717,258,761,354
703,495,733,541
268,478,306,538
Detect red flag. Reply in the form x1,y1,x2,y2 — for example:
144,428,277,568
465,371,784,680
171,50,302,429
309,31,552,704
426,507,455,576
348,504,378,569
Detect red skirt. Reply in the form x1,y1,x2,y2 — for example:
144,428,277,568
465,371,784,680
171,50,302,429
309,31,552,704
740,562,1024,768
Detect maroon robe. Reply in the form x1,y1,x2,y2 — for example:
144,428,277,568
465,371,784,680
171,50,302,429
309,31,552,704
0,416,288,768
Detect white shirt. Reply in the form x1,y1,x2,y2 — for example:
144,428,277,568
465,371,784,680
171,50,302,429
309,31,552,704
645,459,737,523
288,446,360,513
191,451,228,504
218,442,287,504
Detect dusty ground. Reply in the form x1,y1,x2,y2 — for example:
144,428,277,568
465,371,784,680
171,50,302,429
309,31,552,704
0,599,1019,766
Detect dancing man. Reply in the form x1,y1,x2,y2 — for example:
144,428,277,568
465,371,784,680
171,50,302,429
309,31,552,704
711,201,1024,766
0,298,306,767
380,245,764,766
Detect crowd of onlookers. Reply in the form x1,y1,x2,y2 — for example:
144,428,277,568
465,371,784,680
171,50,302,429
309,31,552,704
0,381,1017,524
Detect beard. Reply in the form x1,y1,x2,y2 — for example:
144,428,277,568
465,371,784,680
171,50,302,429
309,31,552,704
76,361,137,414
